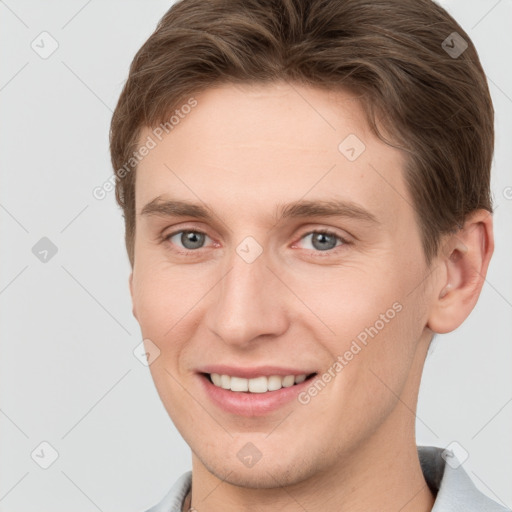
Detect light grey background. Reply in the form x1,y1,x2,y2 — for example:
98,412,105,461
0,1,511,511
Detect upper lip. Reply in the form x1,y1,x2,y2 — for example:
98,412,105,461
197,365,317,379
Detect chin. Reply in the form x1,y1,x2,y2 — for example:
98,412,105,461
197,451,318,490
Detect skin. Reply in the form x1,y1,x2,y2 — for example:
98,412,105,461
129,82,493,512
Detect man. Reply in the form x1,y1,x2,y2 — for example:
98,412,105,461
109,0,509,510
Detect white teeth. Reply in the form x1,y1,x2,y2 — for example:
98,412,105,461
220,374,231,389
282,375,295,387
248,376,267,393
209,373,309,393
230,376,248,392
267,375,282,391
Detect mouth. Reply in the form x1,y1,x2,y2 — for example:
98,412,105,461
196,365,320,416
201,372,318,393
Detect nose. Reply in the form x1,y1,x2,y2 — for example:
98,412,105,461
205,246,290,348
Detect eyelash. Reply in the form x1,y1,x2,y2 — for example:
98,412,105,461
162,228,350,256
298,229,349,254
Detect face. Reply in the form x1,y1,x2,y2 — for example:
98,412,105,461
130,82,436,487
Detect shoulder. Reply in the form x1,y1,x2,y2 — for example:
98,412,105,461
143,471,192,512
418,445,510,512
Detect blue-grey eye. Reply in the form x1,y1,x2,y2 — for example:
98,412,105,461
301,231,342,251
168,230,208,250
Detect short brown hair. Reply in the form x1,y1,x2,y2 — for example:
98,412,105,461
110,0,494,268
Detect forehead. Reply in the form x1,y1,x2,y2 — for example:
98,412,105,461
135,82,411,227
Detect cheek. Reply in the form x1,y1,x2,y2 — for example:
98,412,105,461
333,285,428,420
294,259,426,396
282,261,407,343
132,261,208,341
133,267,201,424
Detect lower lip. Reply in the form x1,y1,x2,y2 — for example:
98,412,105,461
198,373,316,417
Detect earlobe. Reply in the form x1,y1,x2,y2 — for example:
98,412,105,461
427,210,494,334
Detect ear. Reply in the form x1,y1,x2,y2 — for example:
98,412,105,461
427,210,494,334
129,271,138,321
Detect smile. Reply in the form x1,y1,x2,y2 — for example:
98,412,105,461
198,371,319,416
207,373,315,393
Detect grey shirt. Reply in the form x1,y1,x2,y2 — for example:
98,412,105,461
145,445,510,512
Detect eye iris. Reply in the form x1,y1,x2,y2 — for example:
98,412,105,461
181,231,205,250
312,232,337,251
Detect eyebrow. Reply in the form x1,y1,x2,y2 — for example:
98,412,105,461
140,197,379,225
